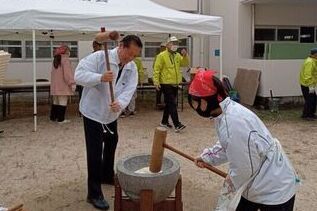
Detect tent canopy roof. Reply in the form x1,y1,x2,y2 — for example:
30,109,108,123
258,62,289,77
0,0,222,36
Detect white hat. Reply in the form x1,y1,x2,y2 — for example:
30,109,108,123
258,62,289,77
167,36,179,43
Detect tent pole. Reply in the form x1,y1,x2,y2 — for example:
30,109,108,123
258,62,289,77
220,33,223,80
200,37,204,66
32,30,37,132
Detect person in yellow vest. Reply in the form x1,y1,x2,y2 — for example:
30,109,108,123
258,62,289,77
121,56,144,117
134,56,145,85
153,42,166,109
299,48,317,120
153,36,189,132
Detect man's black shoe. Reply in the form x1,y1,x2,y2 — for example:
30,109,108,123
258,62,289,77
87,198,110,210
302,117,316,121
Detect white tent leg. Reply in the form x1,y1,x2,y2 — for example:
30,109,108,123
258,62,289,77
220,33,223,80
32,30,37,132
200,37,204,66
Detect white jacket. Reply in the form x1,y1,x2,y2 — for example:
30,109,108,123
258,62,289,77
201,97,296,205
75,48,138,124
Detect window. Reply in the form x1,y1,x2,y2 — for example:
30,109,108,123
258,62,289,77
144,42,161,58
253,43,265,59
0,40,22,58
277,29,299,41
53,41,78,58
300,27,315,43
255,28,276,41
1,40,79,60
26,41,51,58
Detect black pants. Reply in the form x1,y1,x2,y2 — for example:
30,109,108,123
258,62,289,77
156,89,163,105
50,104,66,122
161,84,180,127
236,195,295,211
77,85,83,101
83,116,118,199
77,85,83,116
301,85,316,117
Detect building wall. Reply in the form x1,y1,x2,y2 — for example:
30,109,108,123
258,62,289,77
238,59,303,97
252,3,316,97
6,60,78,82
210,0,240,80
209,1,317,97
4,39,85,82
255,4,317,26
150,1,316,97
151,0,198,12
238,4,252,59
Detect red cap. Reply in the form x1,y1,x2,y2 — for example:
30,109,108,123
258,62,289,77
189,70,218,97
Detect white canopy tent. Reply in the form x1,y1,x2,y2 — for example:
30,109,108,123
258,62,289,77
0,0,223,131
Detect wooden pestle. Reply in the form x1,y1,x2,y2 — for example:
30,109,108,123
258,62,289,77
149,127,227,178
149,127,167,173
8,204,23,211
164,143,227,178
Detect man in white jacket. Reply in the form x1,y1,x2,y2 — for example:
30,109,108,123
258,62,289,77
75,35,142,210
190,70,297,211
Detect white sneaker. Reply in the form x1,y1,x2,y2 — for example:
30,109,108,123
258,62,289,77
159,122,173,129
175,124,186,133
58,119,71,124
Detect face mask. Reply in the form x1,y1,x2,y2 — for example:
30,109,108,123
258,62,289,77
171,45,178,52
188,94,220,118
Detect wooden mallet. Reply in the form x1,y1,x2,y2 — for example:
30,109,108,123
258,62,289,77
95,28,120,102
8,204,23,211
149,127,227,178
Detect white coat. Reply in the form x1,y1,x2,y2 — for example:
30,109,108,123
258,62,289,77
201,97,297,205
75,48,138,124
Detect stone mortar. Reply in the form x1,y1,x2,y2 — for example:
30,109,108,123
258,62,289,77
116,153,180,203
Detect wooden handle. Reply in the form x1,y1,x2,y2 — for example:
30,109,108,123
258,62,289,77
149,127,167,173
8,204,23,211
164,143,227,178
101,27,115,102
95,30,119,43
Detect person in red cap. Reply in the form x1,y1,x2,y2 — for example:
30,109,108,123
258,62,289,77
50,44,76,123
190,70,298,211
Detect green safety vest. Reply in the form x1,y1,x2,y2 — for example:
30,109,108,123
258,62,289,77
153,50,189,85
299,57,317,87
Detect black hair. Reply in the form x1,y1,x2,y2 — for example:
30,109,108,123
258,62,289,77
212,76,228,100
92,40,102,47
53,55,61,69
120,35,143,48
